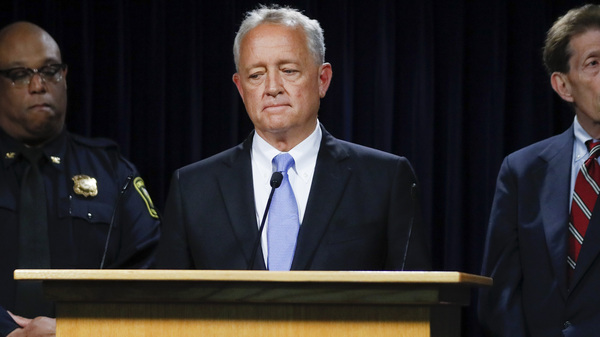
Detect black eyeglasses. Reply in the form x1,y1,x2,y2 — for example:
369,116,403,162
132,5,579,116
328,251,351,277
0,64,67,87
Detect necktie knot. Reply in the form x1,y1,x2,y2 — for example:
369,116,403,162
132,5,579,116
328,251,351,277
273,153,295,173
587,140,600,158
21,147,45,166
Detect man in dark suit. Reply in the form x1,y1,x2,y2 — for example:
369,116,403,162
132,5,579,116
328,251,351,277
156,6,430,271
479,4,600,336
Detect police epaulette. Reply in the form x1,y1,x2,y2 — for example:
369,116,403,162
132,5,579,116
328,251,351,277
70,133,119,150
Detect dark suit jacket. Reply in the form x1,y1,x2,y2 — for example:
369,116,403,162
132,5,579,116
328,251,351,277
156,125,430,271
479,124,600,337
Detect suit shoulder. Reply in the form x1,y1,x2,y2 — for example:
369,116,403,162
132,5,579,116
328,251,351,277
509,133,561,154
177,143,245,177
506,131,569,163
333,138,410,165
324,137,417,184
500,130,571,177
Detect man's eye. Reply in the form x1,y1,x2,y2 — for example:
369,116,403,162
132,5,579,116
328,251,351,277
9,70,30,80
39,69,57,77
40,67,59,76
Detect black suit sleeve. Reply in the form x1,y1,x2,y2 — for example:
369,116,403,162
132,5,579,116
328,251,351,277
386,157,431,271
478,156,527,337
155,171,194,268
0,306,19,337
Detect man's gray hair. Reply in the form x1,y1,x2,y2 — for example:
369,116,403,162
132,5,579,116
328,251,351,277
233,5,325,71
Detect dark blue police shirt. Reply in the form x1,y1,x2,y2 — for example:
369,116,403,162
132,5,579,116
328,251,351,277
0,128,161,336
0,305,17,336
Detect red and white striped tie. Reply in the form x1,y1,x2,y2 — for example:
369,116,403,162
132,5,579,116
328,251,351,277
568,140,600,282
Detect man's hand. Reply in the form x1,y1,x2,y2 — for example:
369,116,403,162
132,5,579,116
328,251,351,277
6,312,55,337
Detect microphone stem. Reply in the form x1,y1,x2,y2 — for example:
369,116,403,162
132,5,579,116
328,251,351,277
249,187,277,269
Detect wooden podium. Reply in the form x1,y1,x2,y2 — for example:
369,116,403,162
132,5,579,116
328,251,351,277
14,270,491,337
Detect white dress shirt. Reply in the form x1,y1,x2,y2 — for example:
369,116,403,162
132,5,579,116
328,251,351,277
570,116,600,210
251,121,322,264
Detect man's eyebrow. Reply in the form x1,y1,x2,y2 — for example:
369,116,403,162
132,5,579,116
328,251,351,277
2,58,62,69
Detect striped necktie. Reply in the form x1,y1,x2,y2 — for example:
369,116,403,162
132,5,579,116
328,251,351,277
568,140,600,282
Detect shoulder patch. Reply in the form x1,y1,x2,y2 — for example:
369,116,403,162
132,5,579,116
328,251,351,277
133,177,159,219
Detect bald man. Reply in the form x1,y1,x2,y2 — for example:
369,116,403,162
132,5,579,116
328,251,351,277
0,22,160,336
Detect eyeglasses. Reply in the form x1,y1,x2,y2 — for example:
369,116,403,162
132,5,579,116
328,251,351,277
0,64,67,87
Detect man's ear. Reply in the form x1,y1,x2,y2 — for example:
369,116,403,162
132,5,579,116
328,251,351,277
318,63,332,98
63,65,68,89
232,73,244,100
550,72,574,103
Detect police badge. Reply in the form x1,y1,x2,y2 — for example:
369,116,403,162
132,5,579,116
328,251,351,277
72,174,98,197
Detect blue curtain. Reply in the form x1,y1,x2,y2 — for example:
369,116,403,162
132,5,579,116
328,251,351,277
0,0,587,335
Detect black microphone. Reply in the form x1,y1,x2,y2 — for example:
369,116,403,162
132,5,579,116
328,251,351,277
248,172,283,270
401,182,417,271
100,175,133,269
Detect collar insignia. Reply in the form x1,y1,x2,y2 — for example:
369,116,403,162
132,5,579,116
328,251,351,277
72,174,98,197
50,156,61,164
5,152,15,159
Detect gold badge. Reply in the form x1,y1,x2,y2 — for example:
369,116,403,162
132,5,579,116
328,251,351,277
134,177,159,219
5,152,15,159
72,175,98,197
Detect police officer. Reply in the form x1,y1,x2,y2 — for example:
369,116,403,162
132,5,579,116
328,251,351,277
0,22,161,336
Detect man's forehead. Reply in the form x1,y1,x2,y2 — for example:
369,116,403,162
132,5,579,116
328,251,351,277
240,25,308,59
0,30,61,67
254,22,303,37
570,29,600,49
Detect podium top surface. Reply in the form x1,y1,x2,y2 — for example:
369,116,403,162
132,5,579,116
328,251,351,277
15,270,492,286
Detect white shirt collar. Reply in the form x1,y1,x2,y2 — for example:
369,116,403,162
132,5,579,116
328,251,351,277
574,116,596,163
252,120,321,182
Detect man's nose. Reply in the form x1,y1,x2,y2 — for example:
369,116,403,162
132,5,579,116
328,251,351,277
265,72,283,96
28,73,47,94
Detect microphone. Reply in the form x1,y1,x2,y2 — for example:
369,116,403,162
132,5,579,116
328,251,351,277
248,172,283,269
100,175,133,269
400,182,417,271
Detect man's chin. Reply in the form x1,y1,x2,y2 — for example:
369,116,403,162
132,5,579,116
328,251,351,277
22,126,63,147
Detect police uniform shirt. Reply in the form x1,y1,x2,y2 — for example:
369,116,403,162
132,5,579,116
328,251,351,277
0,305,17,337
0,128,160,326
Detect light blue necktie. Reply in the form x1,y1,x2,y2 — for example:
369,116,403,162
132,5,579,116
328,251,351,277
267,153,300,271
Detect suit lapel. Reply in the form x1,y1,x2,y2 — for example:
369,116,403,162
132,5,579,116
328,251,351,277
539,127,573,298
291,127,351,270
217,134,266,270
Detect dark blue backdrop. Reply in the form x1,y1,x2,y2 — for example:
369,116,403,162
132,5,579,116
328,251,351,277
0,0,588,335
